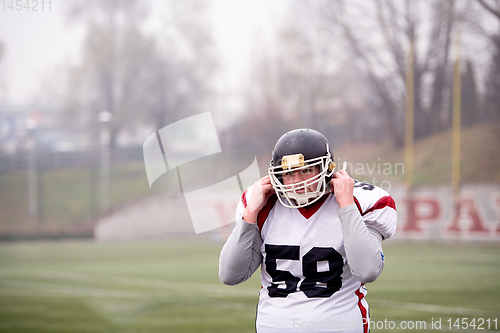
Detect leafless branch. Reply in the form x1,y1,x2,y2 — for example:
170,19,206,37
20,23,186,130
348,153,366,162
477,0,500,21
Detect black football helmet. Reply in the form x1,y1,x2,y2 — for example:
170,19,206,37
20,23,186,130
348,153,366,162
268,129,336,208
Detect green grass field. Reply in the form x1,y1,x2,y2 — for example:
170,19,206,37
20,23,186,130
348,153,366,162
0,240,498,333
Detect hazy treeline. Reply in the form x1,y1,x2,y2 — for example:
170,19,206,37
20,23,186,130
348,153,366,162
1,0,499,157
233,0,500,155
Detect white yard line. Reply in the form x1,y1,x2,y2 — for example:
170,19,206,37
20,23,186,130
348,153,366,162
372,299,500,317
1,268,498,318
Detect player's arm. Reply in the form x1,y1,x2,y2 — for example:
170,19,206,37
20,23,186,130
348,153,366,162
331,171,385,283
241,175,276,224
219,212,263,286
219,176,275,286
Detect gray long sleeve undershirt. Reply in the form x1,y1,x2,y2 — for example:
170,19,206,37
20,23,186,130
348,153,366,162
219,203,384,286
219,219,263,285
337,203,384,283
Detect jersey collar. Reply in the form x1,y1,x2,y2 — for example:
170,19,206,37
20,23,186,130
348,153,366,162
298,192,331,219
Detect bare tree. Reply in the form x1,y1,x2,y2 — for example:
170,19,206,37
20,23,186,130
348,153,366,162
58,0,217,146
57,0,154,146
483,36,500,121
476,0,500,121
477,0,500,19
314,0,465,147
229,3,386,154
144,0,217,130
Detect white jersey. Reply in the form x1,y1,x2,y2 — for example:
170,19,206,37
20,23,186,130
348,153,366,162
227,180,397,333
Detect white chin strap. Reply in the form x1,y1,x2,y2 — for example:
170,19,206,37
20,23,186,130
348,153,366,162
286,191,321,206
276,175,326,208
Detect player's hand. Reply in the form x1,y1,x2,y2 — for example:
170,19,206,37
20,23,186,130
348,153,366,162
243,176,275,224
330,170,355,208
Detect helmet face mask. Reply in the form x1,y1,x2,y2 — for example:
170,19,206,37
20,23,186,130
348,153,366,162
268,129,336,209
269,156,335,208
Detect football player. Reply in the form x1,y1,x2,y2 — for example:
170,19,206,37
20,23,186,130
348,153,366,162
219,128,397,333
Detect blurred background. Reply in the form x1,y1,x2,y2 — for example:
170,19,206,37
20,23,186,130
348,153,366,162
0,0,499,332
0,0,498,240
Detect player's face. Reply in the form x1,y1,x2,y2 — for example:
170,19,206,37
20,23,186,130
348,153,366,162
282,165,321,193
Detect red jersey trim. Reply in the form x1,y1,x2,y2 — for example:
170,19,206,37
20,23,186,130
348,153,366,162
257,195,278,231
353,197,363,214
355,284,369,333
362,195,396,216
241,189,248,208
353,195,396,216
298,193,330,219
